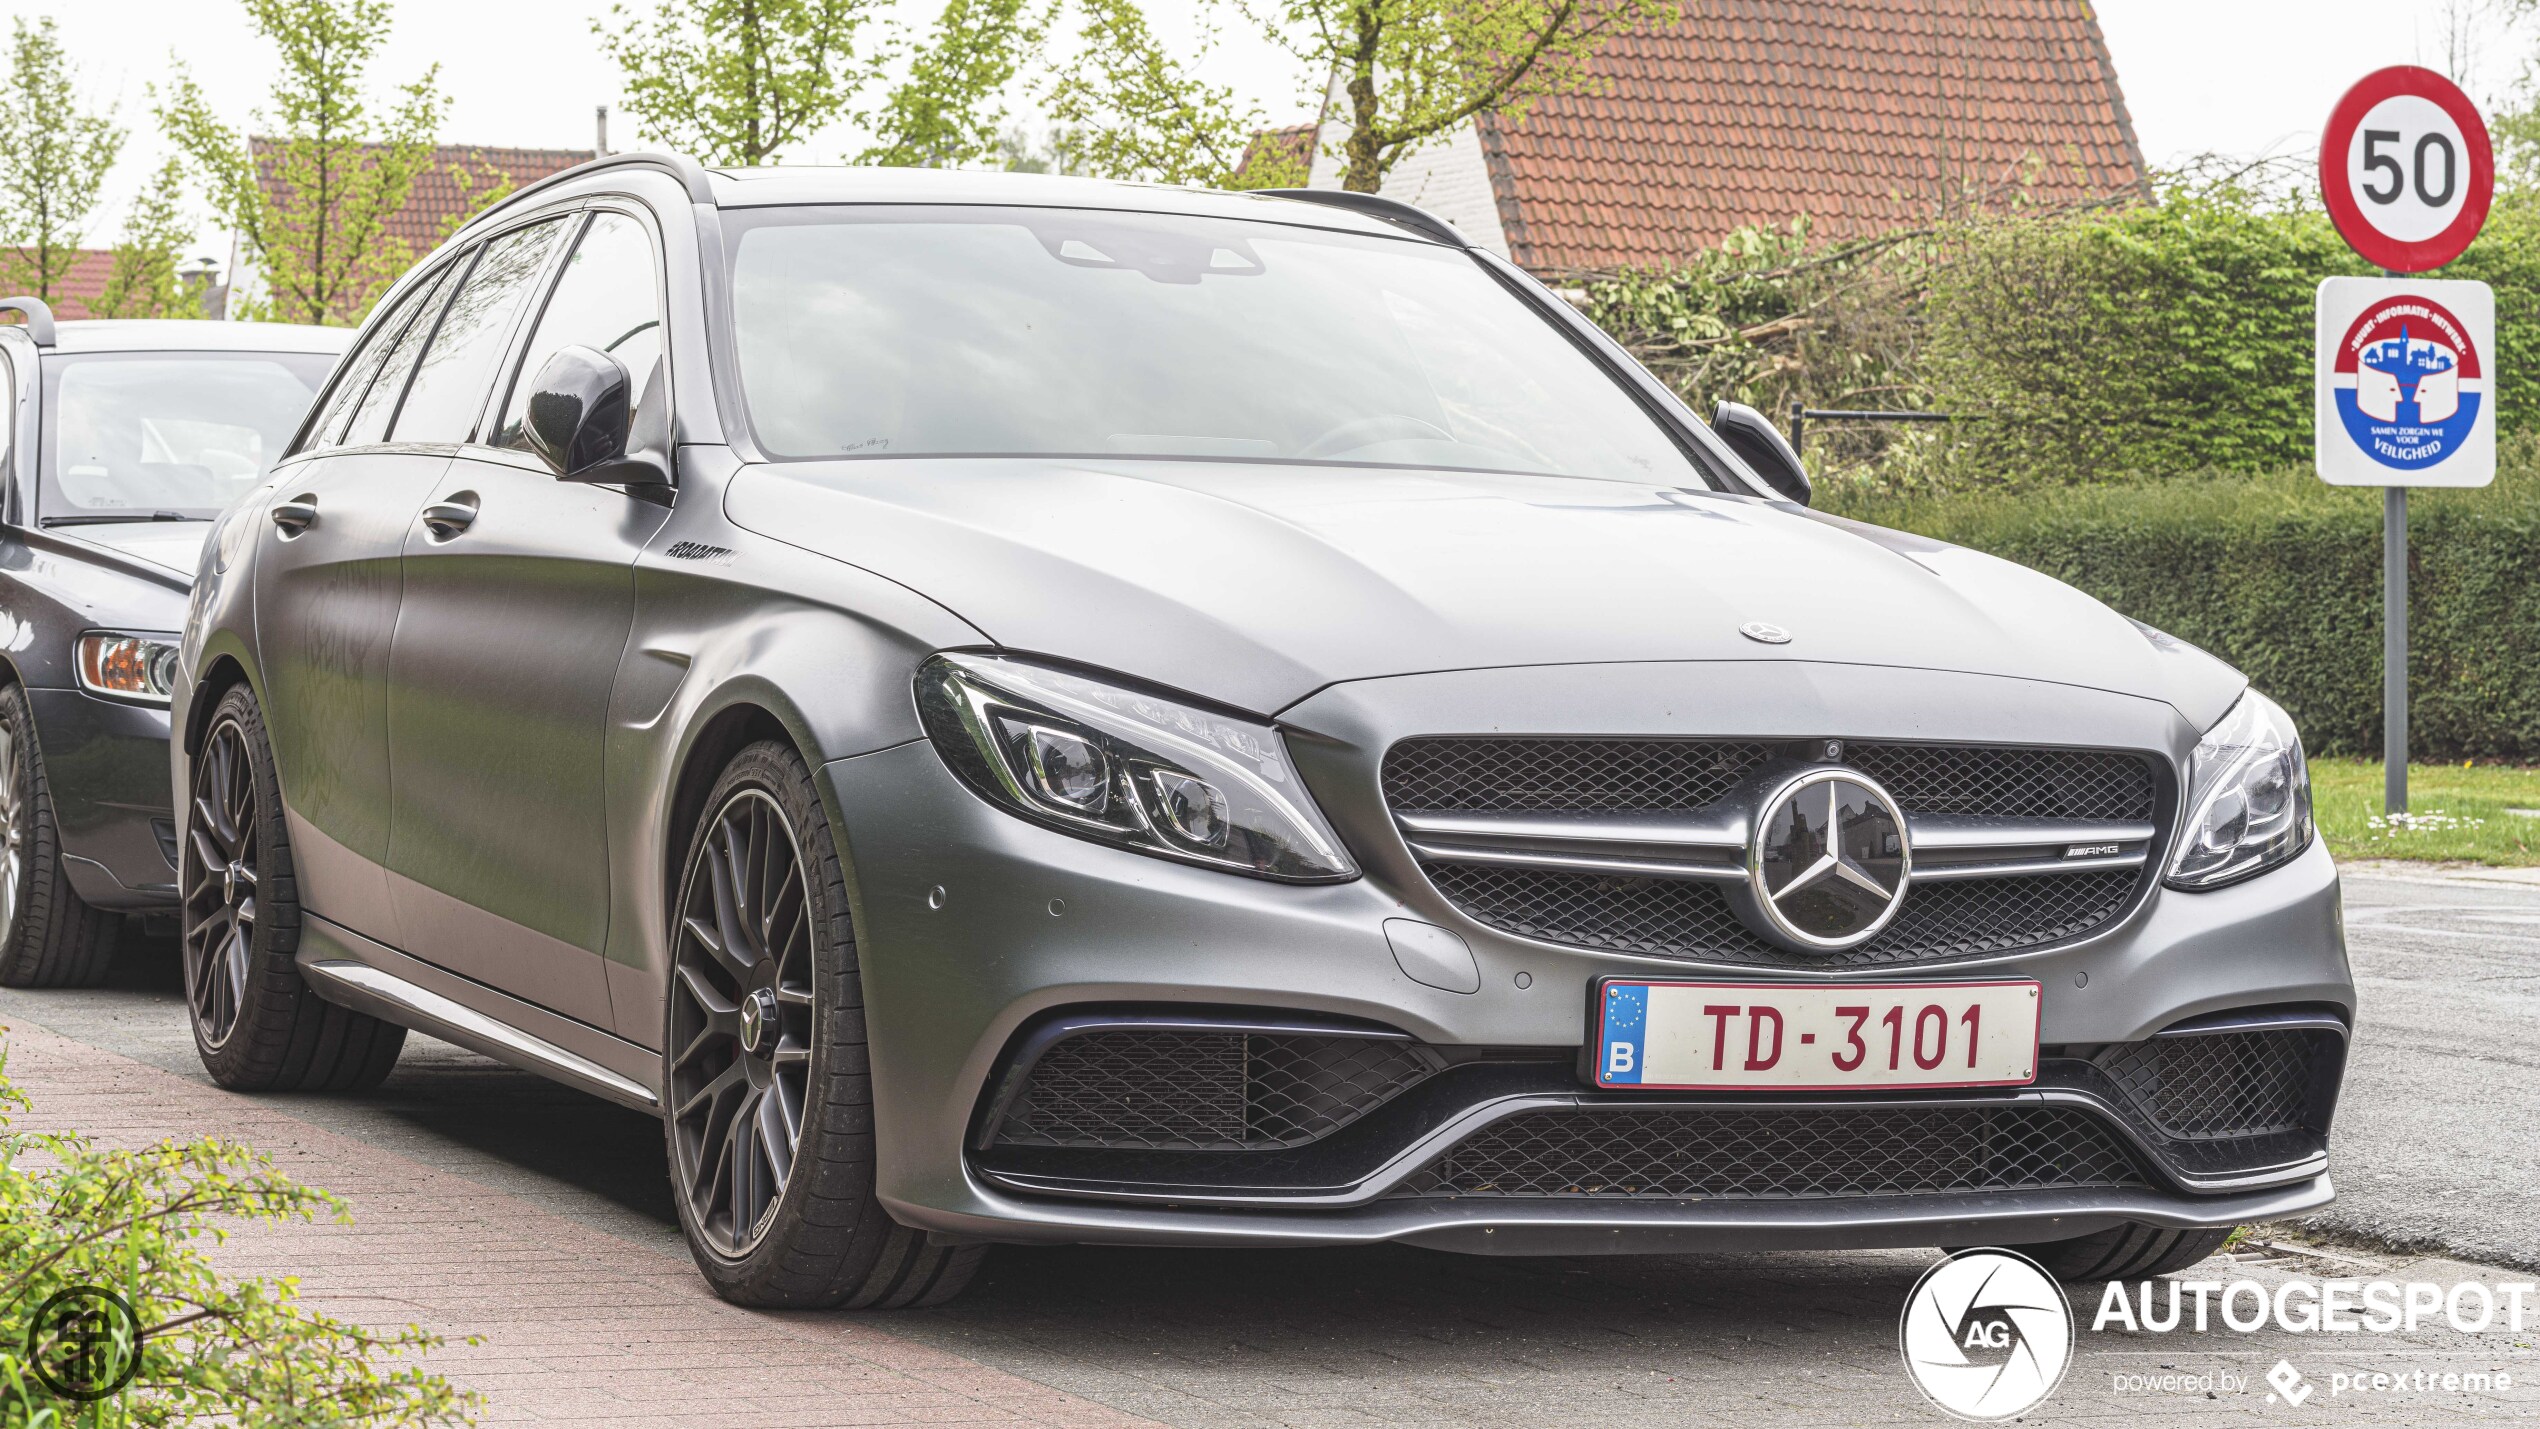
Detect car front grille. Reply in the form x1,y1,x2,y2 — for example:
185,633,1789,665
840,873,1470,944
1383,738,2158,822
1424,862,2140,969
991,1029,1442,1151
1387,1104,2149,1199
2096,1028,2337,1142
1387,736,2163,968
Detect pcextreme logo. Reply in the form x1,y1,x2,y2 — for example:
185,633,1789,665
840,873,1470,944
1898,1249,2074,1421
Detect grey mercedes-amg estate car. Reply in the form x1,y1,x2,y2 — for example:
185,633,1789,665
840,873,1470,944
175,155,2350,1309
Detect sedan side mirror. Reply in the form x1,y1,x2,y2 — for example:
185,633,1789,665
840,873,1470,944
1711,400,1812,506
524,345,669,488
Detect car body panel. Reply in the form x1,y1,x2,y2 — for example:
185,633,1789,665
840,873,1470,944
383,448,669,1026
724,457,2248,725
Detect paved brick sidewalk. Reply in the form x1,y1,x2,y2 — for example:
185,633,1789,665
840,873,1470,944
0,1018,1154,1429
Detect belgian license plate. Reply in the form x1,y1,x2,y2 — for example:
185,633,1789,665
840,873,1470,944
1591,979,2041,1091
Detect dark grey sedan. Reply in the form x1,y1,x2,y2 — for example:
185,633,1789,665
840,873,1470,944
175,157,2350,1309
0,302,344,986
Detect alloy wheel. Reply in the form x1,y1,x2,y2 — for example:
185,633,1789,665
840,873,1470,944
0,718,21,946
182,717,259,1049
668,788,816,1258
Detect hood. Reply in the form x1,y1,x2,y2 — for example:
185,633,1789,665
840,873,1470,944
60,521,211,580
725,459,2245,725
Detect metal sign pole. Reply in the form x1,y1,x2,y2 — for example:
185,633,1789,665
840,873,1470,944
2385,484,2408,815
2378,262,2408,819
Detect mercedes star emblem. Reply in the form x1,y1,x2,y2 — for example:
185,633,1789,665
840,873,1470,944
1734,768,1911,951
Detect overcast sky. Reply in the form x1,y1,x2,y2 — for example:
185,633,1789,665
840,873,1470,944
7,0,2536,265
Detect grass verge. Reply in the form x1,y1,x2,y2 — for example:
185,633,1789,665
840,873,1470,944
2309,757,2540,866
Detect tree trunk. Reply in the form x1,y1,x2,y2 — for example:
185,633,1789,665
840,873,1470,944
1342,2,1382,193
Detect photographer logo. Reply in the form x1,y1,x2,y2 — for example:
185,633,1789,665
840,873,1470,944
23,1285,143,1402
1899,1250,2073,1421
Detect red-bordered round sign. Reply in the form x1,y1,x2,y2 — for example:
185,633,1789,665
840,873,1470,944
2321,66,2493,271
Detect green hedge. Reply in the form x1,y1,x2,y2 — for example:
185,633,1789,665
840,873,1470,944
1924,188,2540,487
1826,449,2540,760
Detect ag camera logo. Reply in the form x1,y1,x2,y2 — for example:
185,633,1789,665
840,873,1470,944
1899,1249,2073,1420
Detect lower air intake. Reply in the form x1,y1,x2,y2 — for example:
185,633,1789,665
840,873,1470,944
993,1029,1441,1151
1390,1104,2149,1199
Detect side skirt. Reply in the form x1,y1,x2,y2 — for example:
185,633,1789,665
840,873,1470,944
295,913,661,1111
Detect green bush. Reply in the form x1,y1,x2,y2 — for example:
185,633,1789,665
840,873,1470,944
0,1039,475,1426
1825,447,2540,760
1924,185,2540,488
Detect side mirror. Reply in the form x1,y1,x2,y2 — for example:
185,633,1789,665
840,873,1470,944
523,345,668,487
1711,400,1812,506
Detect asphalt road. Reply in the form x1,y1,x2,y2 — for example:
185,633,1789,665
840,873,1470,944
2301,864,2540,1271
2,862,2536,1425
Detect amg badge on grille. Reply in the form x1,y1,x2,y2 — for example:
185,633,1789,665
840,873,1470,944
1729,769,1912,952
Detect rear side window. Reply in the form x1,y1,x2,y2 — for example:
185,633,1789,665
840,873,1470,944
494,212,665,452
392,218,569,444
336,259,463,449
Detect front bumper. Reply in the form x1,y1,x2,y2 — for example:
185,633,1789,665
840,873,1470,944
827,662,2353,1253
25,688,178,910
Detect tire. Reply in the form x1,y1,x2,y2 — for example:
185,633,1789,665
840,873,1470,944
663,739,985,1309
181,683,406,1092
2017,1225,2235,1282
0,683,119,988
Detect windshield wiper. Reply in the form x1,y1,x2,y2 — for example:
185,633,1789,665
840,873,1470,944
40,511,202,527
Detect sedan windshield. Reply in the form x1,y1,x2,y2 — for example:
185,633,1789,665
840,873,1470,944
726,205,1704,485
43,352,337,522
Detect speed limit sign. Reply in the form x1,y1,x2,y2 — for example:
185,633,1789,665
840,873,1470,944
2321,66,2493,271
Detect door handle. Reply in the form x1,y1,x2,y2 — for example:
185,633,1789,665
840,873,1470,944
420,493,479,540
270,496,318,534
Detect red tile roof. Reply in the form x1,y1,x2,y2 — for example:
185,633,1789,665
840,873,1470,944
250,141,592,255
31,249,116,320
1235,123,1318,188
1478,0,2146,271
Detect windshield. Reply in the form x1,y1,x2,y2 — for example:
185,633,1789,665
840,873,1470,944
726,206,1703,485
42,352,337,522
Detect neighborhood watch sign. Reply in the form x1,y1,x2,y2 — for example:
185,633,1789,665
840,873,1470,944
2316,275,2496,486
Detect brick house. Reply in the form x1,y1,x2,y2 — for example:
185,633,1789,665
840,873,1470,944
1279,0,2145,272
10,249,116,320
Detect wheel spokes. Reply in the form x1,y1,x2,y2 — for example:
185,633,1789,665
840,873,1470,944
670,786,819,1259
181,721,261,1050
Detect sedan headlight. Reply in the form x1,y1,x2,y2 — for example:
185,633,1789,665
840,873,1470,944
75,631,182,706
2165,689,2313,890
915,653,1358,883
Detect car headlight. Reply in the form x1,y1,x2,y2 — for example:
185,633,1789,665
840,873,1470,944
915,653,1358,883
2165,689,2313,890
75,631,182,706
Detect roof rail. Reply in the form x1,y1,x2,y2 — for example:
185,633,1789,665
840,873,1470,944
1255,188,1468,248
470,151,717,230
0,296,56,346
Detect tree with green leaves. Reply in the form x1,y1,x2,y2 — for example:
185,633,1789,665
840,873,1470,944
860,0,1049,168
1041,0,1273,187
1245,0,1681,192
0,17,123,303
89,158,207,320
161,0,449,326
595,0,888,166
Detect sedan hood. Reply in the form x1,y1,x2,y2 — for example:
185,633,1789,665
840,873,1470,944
60,521,211,580
726,459,2244,725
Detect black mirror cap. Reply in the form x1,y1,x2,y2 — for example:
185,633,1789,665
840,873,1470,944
525,345,668,487
1711,400,1812,506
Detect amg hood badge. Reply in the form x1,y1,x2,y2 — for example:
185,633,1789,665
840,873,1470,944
1730,768,1912,952
1739,621,1792,644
